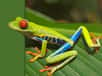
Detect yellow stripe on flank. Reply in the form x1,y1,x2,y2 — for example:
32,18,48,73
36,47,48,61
38,34,45,37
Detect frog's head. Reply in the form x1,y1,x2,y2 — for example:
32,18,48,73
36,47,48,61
9,17,33,32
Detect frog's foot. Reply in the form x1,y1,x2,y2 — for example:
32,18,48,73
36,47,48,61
26,51,41,62
26,47,48,62
40,66,56,76
26,47,42,62
90,32,102,40
90,32,102,52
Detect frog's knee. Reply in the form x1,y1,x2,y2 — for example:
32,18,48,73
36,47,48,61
80,26,86,29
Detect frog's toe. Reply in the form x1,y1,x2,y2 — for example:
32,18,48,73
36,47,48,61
26,50,41,63
26,51,39,56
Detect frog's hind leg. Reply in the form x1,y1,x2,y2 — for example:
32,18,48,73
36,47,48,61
40,50,78,76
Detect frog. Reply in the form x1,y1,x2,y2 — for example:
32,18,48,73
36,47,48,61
9,17,101,76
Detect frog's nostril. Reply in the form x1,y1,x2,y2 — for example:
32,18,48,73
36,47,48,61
19,20,28,29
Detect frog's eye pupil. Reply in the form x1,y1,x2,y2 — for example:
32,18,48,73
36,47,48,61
19,20,28,29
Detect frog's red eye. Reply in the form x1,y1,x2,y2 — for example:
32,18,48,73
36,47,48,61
19,20,28,29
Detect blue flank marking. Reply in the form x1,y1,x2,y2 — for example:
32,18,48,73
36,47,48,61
50,28,82,56
32,37,43,41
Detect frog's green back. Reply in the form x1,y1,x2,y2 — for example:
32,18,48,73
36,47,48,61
9,17,73,44
28,19,74,44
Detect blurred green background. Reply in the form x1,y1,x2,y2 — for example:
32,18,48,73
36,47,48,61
26,0,102,23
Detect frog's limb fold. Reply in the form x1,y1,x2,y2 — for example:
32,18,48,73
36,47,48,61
79,26,101,53
70,26,101,53
27,40,48,62
40,50,77,76
46,50,77,64
71,26,101,48
80,26,101,48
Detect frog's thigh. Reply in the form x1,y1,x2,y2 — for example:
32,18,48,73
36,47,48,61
46,50,78,64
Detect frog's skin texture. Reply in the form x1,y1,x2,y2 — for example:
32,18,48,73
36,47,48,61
9,17,101,76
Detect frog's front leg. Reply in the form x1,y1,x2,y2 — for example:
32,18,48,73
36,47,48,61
40,50,78,76
26,40,48,62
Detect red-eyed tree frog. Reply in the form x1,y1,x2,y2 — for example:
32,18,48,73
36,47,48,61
9,17,102,76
